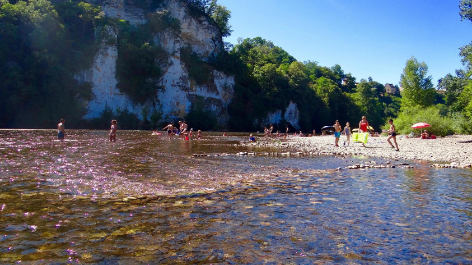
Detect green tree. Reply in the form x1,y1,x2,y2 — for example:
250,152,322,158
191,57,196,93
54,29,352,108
437,70,469,111
351,80,385,130
0,0,100,128
399,56,436,109
211,4,232,37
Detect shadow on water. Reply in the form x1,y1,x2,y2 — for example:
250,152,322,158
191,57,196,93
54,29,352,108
0,130,472,263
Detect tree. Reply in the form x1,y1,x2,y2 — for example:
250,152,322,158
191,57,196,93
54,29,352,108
211,4,232,37
437,70,469,111
399,56,436,109
351,80,385,130
460,0,472,24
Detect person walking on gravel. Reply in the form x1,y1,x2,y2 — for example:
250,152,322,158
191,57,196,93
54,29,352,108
387,119,399,151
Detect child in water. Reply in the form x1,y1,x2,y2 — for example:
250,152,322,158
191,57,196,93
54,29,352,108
109,120,117,142
249,134,256,142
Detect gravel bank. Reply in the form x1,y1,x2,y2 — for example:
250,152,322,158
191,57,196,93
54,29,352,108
245,135,472,167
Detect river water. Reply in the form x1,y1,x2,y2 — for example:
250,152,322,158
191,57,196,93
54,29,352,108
0,130,471,264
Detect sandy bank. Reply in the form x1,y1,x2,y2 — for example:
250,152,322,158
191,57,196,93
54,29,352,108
245,135,472,167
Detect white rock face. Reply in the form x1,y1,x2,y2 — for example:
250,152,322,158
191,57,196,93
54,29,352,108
266,110,282,125
78,0,234,126
100,0,146,25
164,0,221,59
261,101,301,130
284,102,300,129
76,28,145,119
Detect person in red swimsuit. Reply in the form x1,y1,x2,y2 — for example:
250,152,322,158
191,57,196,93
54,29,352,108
359,116,370,133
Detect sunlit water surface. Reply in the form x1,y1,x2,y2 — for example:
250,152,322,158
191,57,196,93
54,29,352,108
1,130,471,264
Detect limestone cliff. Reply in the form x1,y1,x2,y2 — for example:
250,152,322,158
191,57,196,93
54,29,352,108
76,0,234,126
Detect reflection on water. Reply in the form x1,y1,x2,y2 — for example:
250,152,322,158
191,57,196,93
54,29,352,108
1,130,471,263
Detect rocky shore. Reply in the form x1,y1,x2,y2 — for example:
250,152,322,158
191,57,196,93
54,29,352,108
242,134,472,168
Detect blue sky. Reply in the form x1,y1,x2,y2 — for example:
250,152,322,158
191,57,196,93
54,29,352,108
217,0,471,86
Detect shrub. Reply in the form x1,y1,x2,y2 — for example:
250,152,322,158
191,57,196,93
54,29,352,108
115,108,140,130
180,46,213,86
147,10,181,34
115,21,167,105
384,106,454,136
450,112,472,134
185,97,217,131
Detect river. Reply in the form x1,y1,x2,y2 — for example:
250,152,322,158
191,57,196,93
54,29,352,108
1,130,471,263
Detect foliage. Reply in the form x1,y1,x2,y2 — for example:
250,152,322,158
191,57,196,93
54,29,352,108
460,0,472,24
87,105,140,130
226,37,363,132
388,106,454,137
88,104,114,129
380,94,402,118
182,0,232,37
180,46,213,85
210,4,231,37
351,80,385,131
0,0,104,128
116,108,140,130
150,106,163,129
115,21,167,105
147,10,181,34
128,0,165,10
185,96,217,130
400,56,436,109
450,111,472,134
437,70,469,111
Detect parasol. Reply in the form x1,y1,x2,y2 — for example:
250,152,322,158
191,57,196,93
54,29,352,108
411,122,430,134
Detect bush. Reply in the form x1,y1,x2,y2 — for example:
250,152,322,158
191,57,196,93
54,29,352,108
384,106,454,136
450,112,472,134
180,46,213,86
115,21,168,105
115,108,140,130
147,10,181,34
185,97,217,131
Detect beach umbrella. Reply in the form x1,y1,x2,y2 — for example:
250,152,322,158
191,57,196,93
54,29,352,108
321,126,335,130
411,122,430,129
411,122,430,134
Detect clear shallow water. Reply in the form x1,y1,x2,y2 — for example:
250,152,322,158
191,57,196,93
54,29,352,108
0,130,471,264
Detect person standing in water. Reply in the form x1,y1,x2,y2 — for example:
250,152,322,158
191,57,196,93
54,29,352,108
343,122,351,146
334,120,342,147
387,119,399,151
57,119,65,141
109,119,117,142
162,122,174,139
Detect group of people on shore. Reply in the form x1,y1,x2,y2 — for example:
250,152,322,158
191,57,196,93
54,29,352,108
332,116,399,151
